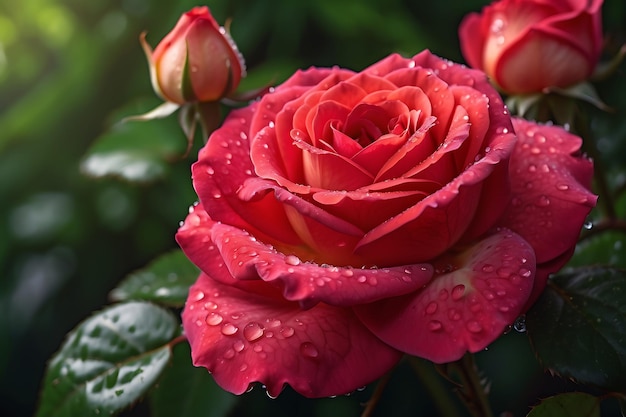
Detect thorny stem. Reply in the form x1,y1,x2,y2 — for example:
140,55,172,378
409,357,463,417
361,369,393,417
437,353,494,417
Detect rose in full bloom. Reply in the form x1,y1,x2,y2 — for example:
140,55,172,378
459,0,603,94
177,50,596,397
140,6,245,104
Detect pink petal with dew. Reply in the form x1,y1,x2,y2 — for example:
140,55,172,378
193,106,302,246
209,221,434,308
355,228,535,363
498,118,596,265
183,274,402,398
354,130,514,266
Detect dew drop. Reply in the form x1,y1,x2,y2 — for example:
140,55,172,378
451,284,466,301
519,267,532,278
513,315,527,333
357,275,367,283
233,340,245,352
425,301,438,315
438,288,449,301
205,312,223,326
221,322,239,336
239,363,248,372
191,290,205,301
300,342,319,359
280,326,295,338
243,322,264,342
583,220,593,230
428,320,443,332
466,320,483,333
482,264,495,273
285,255,301,266
223,349,235,359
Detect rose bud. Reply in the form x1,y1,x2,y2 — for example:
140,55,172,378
459,0,603,94
141,6,245,104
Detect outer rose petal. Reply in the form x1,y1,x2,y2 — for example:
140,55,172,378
355,229,536,363
176,203,435,308
498,118,596,266
193,105,302,247
183,274,402,398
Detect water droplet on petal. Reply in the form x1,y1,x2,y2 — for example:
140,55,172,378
280,326,295,338
466,321,482,333
425,301,438,315
243,322,264,342
205,313,223,326
233,340,245,352
513,315,527,333
300,342,319,359
451,284,466,301
285,255,301,266
428,320,443,332
221,322,239,336
191,290,205,301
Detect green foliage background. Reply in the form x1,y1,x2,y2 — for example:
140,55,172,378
1,0,625,416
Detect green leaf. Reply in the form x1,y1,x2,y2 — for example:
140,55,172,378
527,392,600,417
109,250,200,307
81,106,186,183
569,231,626,269
35,302,180,417
527,266,626,391
149,342,237,417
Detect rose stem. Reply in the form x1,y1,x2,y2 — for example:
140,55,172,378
436,353,495,417
408,356,463,417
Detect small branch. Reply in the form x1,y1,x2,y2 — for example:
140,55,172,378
361,369,393,417
437,353,494,417
409,357,463,417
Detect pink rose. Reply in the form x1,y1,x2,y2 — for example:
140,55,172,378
459,0,603,94
141,6,245,104
177,51,596,397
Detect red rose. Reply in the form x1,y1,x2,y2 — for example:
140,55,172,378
459,0,603,94
177,51,596,397
141,6,245,104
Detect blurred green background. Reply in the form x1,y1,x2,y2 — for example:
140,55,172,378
1,0,625,416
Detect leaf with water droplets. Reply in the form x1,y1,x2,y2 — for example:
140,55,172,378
81,101,186,183
527,266,626,391
35,301,180,417
527,392,600,417
110,250,200,307
149,343,237,417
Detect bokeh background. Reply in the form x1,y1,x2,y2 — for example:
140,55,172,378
1,0,625,416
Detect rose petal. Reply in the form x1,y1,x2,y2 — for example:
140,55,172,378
354,131,515,266
193,106,302,247
495,28,590,93
183,274,402,398
497,118,596,265
355,229,535,363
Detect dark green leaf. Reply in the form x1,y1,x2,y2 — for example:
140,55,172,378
569,231,626,269
149,342,237,417
35,302,179,417
80,107,186,183
527,266,626,391
527,392,600,417
109,250,200,307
